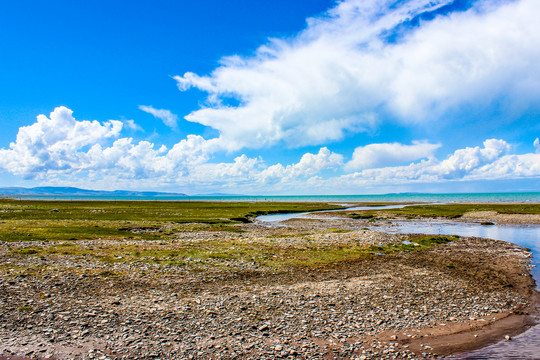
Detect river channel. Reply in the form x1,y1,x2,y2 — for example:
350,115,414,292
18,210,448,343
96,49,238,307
257,205,540,359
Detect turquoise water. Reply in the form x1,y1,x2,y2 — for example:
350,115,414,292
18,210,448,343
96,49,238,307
6,192,540,202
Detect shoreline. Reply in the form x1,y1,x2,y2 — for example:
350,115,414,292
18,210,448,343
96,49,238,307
277,211,540,358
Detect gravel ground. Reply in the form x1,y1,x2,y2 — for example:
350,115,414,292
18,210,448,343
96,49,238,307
0,222,535,360
459,211,540,225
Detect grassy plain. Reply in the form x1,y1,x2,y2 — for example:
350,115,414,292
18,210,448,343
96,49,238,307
0,199,342,242
1,200,534,359
0,199,459,273
7,232,456,272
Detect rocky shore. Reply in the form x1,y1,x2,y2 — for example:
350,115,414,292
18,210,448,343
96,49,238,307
458,211,540,225
0,221,536,359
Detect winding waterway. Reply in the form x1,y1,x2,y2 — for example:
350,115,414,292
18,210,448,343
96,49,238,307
379,221,540,281
257,205,540,359
256,203,414,222
379,220,540,359
257,206,540,280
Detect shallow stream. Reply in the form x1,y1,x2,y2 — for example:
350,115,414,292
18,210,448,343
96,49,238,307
257,206,540,359
379,220,540,281
257,206,540,280
379,220,540,359
256,203,414,222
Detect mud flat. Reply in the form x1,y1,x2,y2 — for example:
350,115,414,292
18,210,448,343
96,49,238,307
0,216,536,360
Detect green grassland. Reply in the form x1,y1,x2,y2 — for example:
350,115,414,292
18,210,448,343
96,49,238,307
6,234,456,273
348,203,540,219
0,199,462,273
0,199,343,242
0,199,344,222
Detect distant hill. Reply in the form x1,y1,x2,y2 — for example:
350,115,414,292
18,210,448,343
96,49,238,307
0,186,186,197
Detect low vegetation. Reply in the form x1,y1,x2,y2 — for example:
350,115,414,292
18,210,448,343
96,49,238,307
349,203,540,219
0,199,343,242
0,199,459,274
7,234,457,273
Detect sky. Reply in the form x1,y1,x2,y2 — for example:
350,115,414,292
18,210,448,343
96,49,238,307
0,0,539,195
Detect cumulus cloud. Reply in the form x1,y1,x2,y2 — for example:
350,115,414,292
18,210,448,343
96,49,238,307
259,147,343,184
470,153,540,179
345,141,440,171
138,105,179,129
0,107,213,180
337,139,524,186
434,139,511,178
535,138,540,153
78,134,215,180
0,107,341,188
0,107,123,178
189,155,261,186
175,0,540,150
1,107,539,193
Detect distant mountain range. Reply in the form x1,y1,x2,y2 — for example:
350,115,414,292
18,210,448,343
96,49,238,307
0,186,186,197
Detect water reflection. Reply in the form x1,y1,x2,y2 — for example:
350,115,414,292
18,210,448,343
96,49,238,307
380,221,540,281
260,209,540,359
380,221,540,360
256,204,416,222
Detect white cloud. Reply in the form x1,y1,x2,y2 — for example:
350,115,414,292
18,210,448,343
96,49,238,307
138,105,179,129
183,139,537,191
336,139,525,187
82,134,216,180
175,0,540,150
248,139,539,193
345,141,440,171
189,155,261,185
0,106,123,178
259,147,343,184
0,107,214,180
534,138,540,153
1,107,538,193
471,153,540,179
123,119,142,131
434,139,511,178
289,147,344,177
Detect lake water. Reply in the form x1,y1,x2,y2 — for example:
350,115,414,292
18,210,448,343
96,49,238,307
7,192,540,203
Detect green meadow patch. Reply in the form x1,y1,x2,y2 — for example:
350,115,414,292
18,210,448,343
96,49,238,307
0,199,343,222
8,234,457,271
0,199,343,242
1,199,459,274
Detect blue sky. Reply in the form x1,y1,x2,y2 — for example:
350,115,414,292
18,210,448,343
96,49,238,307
0,0,539,195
